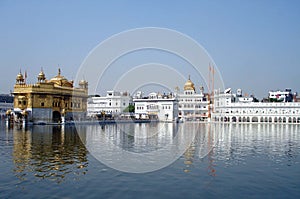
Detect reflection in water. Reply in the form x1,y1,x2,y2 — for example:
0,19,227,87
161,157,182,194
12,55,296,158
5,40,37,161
80,122,178,153
2,121,300,198
9,122,300,180
79,122,187,173
214,123,300,166
183,123,217,175
12,125,88,183
78,122,212,173
182,123,300,175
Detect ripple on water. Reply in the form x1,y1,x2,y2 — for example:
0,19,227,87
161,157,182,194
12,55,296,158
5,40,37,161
1,122,300,198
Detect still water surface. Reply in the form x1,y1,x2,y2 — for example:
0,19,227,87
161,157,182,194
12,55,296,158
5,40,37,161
0,121,300,198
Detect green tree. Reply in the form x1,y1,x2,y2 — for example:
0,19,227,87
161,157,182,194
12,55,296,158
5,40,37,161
123,104,135,113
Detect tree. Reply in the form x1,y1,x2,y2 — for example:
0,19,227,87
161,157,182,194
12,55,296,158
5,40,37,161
123,104,135,113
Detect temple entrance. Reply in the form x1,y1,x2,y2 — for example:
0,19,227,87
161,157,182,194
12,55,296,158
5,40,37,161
53,111,61,123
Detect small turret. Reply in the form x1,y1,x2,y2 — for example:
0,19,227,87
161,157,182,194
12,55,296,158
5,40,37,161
79,80,88,89
37,68,46,83
16,70,24,84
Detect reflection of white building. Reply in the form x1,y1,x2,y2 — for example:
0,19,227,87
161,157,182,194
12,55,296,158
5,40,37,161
213,123,300,162
213,88,300,123
133,92,178,122
87,91,133,116
176,77,209,121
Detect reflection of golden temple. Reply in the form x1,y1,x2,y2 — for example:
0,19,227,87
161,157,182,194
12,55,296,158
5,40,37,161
183,145,195,173
11,125,88,183
12,68,88,123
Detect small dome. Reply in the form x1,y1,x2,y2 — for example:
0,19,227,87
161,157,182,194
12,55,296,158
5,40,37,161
38,70,46,81
16,72,24,81
184,76,195,91
79,80,87,85
38,71,45,77
79,80,88,89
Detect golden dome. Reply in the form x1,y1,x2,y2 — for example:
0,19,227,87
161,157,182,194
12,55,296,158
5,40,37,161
184,76,195,91
49,68,73,88
79,80,87,85
16,72,24,81
38,69,46,81
79,80,88,88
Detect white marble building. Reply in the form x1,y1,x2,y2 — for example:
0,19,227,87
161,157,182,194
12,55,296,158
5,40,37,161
87,91,133,116
176,77,209,121
133,92,178,122
213,88,300,123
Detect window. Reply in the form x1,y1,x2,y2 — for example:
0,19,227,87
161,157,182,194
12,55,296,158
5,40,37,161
41,102,44,107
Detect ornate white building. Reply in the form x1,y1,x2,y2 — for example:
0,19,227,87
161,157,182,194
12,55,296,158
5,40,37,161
133,91,178,122
213,88,300,123
176,77,209,121
87,91,133,117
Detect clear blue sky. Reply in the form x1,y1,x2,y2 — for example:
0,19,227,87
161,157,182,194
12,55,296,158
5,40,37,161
1,0,300,99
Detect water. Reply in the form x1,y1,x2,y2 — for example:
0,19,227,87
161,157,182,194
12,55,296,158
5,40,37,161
1,121,300,198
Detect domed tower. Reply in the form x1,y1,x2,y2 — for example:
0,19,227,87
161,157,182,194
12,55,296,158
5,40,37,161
79,80,88,89
37,68,46,83
184,75,195,93
16,71,24,84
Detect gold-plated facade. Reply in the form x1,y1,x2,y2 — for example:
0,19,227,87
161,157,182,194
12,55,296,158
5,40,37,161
13,69,88,123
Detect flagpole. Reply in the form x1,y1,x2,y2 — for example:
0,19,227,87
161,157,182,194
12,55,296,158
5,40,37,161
24,70,27,84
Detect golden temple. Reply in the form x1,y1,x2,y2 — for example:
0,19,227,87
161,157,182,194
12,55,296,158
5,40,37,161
12,68,88,123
